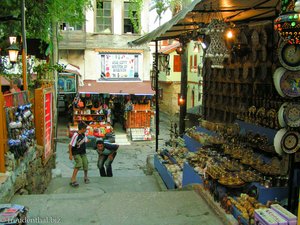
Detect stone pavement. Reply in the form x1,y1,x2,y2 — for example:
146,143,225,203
9,112,233,225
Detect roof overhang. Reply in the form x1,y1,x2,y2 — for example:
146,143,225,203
79,80,155,95
128,0,279,46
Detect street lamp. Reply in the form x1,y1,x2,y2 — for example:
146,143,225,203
7,43,19,63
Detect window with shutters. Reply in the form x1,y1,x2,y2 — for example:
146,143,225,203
173,55,181,72
189,54,198,72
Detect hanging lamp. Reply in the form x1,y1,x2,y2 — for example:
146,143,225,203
205,19,229,68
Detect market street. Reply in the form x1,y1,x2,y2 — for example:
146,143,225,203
10,112,230,225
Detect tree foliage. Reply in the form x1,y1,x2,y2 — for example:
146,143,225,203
128,0,143,33
0,0,91,44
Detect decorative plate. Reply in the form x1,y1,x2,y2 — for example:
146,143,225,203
260,29,268,46
251,30,260,48
261,46,267,62
278,102,288,127
283,103,300,127
279,70,300,97
274,129,286,155
281,131,300,154
273,67,287,97
278,41,300,71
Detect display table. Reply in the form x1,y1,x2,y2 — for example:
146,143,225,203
182,162,203,187
154,155,176,189
251,182,289,205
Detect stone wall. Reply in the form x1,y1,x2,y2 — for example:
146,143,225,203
0,145,55,202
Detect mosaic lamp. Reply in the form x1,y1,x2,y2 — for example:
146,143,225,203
274,0,300,44
205,19,229,68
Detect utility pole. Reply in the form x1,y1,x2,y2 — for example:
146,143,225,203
21,0,27,90
179,41,188,136
178,0,191,136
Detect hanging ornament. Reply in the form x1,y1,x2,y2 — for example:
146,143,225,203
205,19,229,68
274,0,300,44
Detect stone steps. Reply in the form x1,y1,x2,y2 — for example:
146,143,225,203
114,133,131,145
10,191,225,225
44,176,162,195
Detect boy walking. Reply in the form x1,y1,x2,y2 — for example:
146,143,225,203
69,122,90,187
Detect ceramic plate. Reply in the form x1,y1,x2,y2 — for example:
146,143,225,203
278,41,300,71
284,103,300,127
281,131,300,154
274,128,286,155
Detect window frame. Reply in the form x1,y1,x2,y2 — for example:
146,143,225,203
123,1,139,34
95,0,112,34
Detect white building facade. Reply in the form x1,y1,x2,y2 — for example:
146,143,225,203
58,0,152,94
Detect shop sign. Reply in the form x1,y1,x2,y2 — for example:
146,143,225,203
58,73,77,93
43,90,53,164
99,54,140,79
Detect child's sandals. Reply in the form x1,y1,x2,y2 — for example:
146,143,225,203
84,178,90,184
69,181,79,187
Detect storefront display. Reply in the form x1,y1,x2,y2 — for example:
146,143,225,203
5,92,35,159
68,93,152,141
154,120,293,224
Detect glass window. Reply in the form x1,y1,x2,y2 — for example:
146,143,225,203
96,0,112,33
124,2,139,34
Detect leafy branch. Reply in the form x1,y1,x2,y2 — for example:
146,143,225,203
129,0,143,33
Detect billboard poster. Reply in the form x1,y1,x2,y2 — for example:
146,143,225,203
99,54,139,79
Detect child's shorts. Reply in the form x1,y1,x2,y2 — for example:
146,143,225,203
74,154,88,170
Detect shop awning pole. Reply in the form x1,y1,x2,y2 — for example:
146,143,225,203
155,40,159,152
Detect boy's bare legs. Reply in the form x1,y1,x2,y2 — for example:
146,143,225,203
84,170,90,183
71,168,79,183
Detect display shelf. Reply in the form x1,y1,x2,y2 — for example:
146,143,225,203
195,126,217,136
183,135,203,152
251,182,289,205
154,154,176,189
236,120,277,144
232,204,249,225
182,162,203,187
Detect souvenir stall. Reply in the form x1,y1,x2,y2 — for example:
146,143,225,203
68,93,114,144
4,91,35,160
151,1,300,224
68,93,153,142
124,95,152,141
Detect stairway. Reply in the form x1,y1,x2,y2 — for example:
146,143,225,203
114,133,131,145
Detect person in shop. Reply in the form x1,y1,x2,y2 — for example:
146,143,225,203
3,78,22,94
69,122,90,187
95,139,119,177
10,78,22,93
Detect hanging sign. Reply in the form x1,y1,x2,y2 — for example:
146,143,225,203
58,73,77,93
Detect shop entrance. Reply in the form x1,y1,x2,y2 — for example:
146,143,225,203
57,93,153,144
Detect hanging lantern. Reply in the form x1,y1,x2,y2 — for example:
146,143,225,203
274,0,300,44
205,19,229,68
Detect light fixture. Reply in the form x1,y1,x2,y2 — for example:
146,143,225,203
226,30,234,39
9,36,17,45
176,46,184,54
274,0,300,44
7,43,19,63
178,95,185,106
205,19,229,68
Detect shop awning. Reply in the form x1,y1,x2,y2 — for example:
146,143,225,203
78,80,155,95
128,0,278,46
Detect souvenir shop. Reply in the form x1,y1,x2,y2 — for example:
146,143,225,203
129,0,300,224
68,92,153,142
